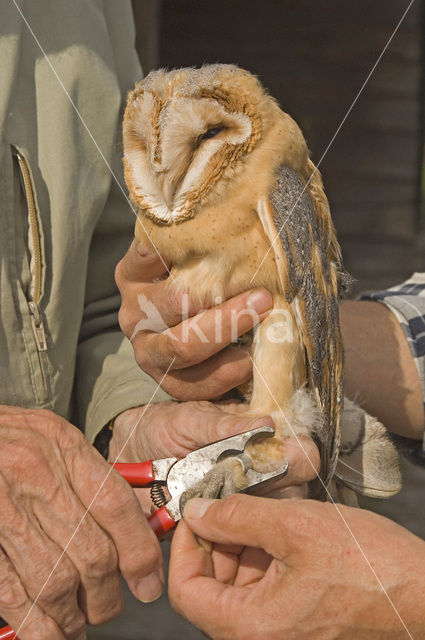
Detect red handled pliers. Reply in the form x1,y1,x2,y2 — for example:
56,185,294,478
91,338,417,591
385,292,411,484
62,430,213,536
0,425,287,639
113,424,287,538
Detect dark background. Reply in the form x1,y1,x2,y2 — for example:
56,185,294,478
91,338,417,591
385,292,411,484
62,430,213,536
90,2,425,637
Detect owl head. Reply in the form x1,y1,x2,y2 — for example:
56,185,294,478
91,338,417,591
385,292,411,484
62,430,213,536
123,64,307,225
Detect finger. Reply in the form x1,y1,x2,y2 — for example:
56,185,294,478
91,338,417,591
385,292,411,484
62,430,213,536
182,411,274,456
250,436,320,498
255,484,307,499
130,278,202,321
0,546,68,640
210,545,242,585
183,494,301,558
32,486,122,625
61,437,164,603
136,288,272,371
211,545,272,589
115,240,169,284
232,546,273,587
0,487,85,639
135,401,273,461
169,520,242,637
152,345,252,400
283,436,320,484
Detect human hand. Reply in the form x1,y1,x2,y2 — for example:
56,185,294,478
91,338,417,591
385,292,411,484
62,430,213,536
169,494,425,639
115,241,272,400
0,406,163,640
110,401,320,512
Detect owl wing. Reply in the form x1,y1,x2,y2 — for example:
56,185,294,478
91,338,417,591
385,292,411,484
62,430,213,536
257,165,348,497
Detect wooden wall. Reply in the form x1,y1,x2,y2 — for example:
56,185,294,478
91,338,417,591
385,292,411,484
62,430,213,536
133,0,424,294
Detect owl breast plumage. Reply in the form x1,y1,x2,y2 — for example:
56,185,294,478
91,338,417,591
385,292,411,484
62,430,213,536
123,63,350,496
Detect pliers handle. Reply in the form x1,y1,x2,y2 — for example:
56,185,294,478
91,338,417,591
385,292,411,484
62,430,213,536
0,624,15,639
112,461,177,538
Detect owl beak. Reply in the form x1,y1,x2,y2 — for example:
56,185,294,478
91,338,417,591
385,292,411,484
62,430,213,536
156,170,181,210
155,160,188,211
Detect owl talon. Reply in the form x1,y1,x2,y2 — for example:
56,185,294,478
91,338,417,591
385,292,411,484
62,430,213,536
180,457,249,511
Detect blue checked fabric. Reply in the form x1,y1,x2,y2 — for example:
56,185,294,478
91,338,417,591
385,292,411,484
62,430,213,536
361,272,425,453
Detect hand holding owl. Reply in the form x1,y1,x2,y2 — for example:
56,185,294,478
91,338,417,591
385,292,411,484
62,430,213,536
116,240,272,401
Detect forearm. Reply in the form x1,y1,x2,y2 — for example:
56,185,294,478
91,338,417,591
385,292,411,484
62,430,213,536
340,300,424,439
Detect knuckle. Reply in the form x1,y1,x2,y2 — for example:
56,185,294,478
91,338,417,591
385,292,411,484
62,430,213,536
84,538,118,579
118,305,133,338
99,474,132,514
0,441,35,474
114,259,125,291
63,610,87,638
140,545,161,573
39,561,79,606
168,336,192,365
29,409,62,433
0,502,27,539
0,566,27,609
134,346,151,373
119,537,160,577
89,593,123,626
3,409,60,440
22,615,62,640
136,335,174,376
167,286,186,317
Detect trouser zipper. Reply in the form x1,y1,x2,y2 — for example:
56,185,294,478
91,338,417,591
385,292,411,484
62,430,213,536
14,150,47,352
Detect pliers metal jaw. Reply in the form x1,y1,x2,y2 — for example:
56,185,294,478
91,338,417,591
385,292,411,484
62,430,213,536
113,425,288,538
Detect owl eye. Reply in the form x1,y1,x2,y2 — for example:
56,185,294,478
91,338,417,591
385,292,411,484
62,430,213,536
200,126,224,141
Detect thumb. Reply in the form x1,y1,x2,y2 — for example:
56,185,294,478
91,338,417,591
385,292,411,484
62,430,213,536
198,406,275,449
115,239,169,285
183,493,300,558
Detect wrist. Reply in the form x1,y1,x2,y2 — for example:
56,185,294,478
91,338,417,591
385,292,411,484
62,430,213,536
107,407,141,462
108,405,164,462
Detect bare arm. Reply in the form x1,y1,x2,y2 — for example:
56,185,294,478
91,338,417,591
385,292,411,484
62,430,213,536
340,300,424,439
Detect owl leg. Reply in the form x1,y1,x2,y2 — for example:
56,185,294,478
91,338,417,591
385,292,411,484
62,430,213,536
180,457,249,510
249,297,306,428
242,296,311,470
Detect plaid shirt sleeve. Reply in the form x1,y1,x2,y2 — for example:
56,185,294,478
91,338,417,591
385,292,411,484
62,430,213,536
360,272,425,458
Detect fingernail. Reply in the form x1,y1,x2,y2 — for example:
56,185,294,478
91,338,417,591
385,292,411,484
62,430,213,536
136,571,164,603
183,497,215,520
251,416,274,430
247,289,273,313
195,535,213,553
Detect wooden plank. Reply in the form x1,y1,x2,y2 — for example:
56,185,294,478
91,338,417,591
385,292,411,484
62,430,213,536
333,203,417,240
340,237,423,295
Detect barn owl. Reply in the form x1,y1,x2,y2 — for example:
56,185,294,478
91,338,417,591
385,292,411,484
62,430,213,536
123,64,401,501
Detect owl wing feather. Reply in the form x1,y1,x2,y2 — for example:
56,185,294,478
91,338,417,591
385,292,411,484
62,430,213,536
258,165,347,497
